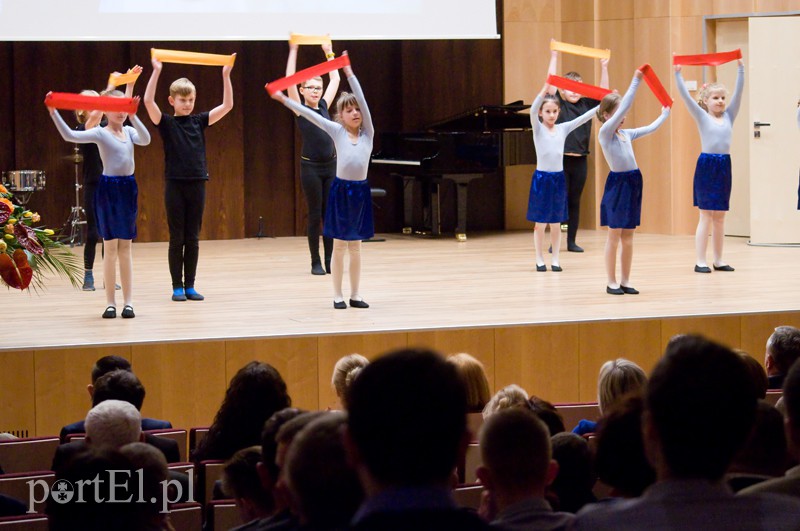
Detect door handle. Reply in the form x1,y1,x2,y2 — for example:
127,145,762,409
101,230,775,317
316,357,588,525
753,122,771,127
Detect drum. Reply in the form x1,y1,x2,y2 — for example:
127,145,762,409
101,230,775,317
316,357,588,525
1,170,46,192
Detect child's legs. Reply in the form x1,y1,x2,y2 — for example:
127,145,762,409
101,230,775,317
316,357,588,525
117,239,133,307
695,209,713,266
300,163,324,262
83,183,99,271
620,229,635,285
533,223,546,265
605,228,621,286
564,156,588,245
347,240,363,299
103,238,119,306
550,223,562,265
321,174,334,263
182,181,206,288
165,180,187,288
331,239,347,301
711,210,727,265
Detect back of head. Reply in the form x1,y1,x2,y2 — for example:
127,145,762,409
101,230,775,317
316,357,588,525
169,77,196,98
480,408,551,493
563,71,582,82
594,393,655,497
596,93,622,123
331,354,370,407
550,432,596,513
737,350,768,399
222,445,271,513
346,347,467,487
729,400,787,477
482,384,529,419
767,326,800,375
261,408,305,480
91,355,131,383
92,369,146,409
285,412,363,527
447,353,491,413
783,359,800,436
120,442,168,524
85,399,142,449
75,90,100,124
527,395,566,435
646,335,757,480
597,358,647,414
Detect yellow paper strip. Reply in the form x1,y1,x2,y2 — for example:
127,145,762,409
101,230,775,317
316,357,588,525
550,40,610,60
107,71,141,88
289,33,332,46
151,48,236,67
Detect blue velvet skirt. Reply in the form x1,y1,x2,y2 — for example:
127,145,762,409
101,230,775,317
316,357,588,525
693,153,731,211
95,175,137,240
600,169,643,229
527,170,568,223
323,177,374,241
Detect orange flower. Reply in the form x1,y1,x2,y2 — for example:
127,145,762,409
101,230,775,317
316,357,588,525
0,184,7,194
0,198,12,210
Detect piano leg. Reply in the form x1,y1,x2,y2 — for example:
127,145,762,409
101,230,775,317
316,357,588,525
455,181,469,241
431,181,441,237
401,174,414,234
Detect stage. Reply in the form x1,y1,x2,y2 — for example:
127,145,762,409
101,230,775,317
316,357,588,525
1,230,799,437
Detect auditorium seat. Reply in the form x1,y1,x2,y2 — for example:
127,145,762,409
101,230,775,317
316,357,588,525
0,471,55,514
168,502,202,530
198,460,226,506
466,412,483,443
453,483,484,510
0,437,60,474
146,429,188,462
207,499,243,531
461,443,482,484
765,390,782,406
554,403,600,432
0,514,48,529
189,427,210,457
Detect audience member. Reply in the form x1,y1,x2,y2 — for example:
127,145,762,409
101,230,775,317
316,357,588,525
346,347,491,530
549,433,596,513
223,446,273,525
482,384,528,419
332,354,369,409
593,393,655,498
575,334,800,529
284,412,363,529
476,408,574,530
726,400,787,492
573,358,646,435
737,350,768,399
741,359,800,498
194,361,291,463
447,353,492,414
765,326,800,389
119,442,170,530
527,395,566,436
0,494,26,517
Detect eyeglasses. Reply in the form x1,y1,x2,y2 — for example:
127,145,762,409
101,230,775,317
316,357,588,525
302,86,323,93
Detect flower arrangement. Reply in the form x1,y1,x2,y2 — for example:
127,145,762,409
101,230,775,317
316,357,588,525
0,184,81,290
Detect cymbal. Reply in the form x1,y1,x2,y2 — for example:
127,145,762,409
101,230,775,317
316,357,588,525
62,153,84,163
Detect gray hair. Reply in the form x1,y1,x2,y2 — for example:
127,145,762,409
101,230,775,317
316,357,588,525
85,399,142,449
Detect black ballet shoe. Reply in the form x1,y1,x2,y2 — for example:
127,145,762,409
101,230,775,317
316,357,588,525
349,299,370,309
694,265,712,273
333,300,347,309
607,286,624,295
567,244,584,253
536,264,547,272
551,265,563,272
102,306,116,319
713,264,735,272
621,286,639,295
121,305,135,319
311,262,326,275
325,259,332,274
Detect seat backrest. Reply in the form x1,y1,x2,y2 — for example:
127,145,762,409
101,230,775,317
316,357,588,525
453,483,484,510
554,403,601,433
0,471,55,513
208,500,244,531
64,434,86,443
0,437,60,474
188,428,210,457
463,443,482,484
146,429,188,463
466,413,484,443
0,514,48,530
765,390,782,406
168,502,202,531
199,460,226,506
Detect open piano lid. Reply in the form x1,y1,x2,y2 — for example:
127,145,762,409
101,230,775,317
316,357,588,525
425,101,532,132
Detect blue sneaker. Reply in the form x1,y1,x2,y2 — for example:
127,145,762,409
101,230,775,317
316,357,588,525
172,287,187,302
82,271,95,291
185,287,205,301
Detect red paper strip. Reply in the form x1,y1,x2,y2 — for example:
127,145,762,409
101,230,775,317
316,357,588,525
672,49,742,66
44,92,139,114
266,54,351,95
547,75,612,101
639,64,673,107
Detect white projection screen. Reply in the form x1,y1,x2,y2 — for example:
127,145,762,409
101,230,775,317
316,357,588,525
0,0,498,41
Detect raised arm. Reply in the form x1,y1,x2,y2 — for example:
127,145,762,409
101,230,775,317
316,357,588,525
726,59,745,122
546,43,558,96
599,57,610,89
343,56,373,138
271,90,339,137
674,66,706,124
127,111,151,146
628,107,671,141
209,55,235,126
143,56,163,125
529,85,547,134
48,106,102,144
123,65,143,99
562,103,598,135
321,41,341,109
600,72,642,141
285,43,302,111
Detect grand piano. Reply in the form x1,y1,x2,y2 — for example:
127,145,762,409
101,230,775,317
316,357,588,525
371,102,536,241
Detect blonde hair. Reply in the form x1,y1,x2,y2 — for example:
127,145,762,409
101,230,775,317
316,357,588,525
447,353,491,413
74,90,99,124
596,93,622,123
301,76,323,88
100,89,124,98
169,77,196,98
697,82,727,112
334,91,359,125
331,354,369,406
597,358,647,414
482,384,529,419
564,71,582,82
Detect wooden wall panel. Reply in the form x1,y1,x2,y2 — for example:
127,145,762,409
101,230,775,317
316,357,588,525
635,0,671,18
740,312,800,359
660,315,742,350
407,329,496,390
505,0,557,22
560,0,596,21
756,0,800,11
225,337,319,411
130,342,226,429
0,350,35,437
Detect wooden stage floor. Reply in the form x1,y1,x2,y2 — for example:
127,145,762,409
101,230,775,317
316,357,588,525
2,229,799,352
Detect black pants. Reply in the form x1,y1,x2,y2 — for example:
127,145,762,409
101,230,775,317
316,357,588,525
83,182,100,270
563,155,588,246
300,159,335,264
165,179,206,289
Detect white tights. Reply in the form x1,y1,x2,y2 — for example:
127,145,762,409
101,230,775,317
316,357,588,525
103,238,133,308
605,228,635,288
331,239,363,302
695,209,727,267
534,223,562,267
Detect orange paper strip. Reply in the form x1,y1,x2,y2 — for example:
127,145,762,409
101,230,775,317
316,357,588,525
266,54,351,95
547,75,612,101
289,33,332,46
639,64,673,107
672,49,741,66
107,71,141,88
151,48,236,67
44,92,139,114
550,40,611,60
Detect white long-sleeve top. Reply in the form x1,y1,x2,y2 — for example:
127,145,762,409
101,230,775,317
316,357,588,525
281,75,373,182
530,92,597,172
598,76,670,173
51,111,150,176
675,64,744,154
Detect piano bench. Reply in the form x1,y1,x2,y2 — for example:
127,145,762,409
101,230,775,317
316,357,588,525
365,188,387,243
